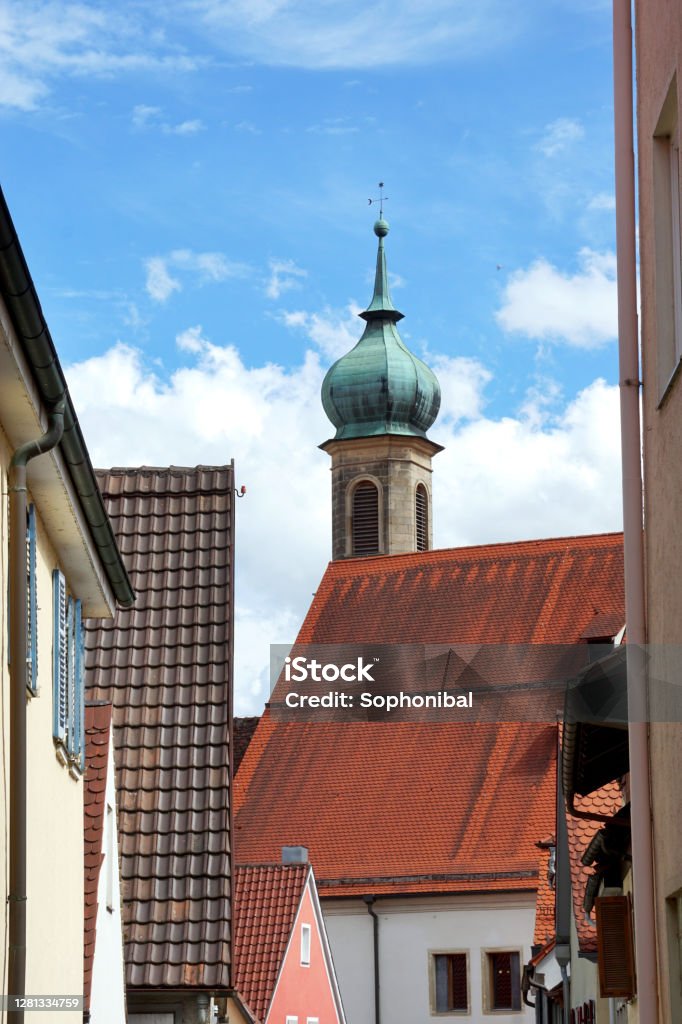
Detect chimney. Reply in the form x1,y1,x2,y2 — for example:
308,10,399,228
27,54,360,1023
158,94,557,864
282,845,308,866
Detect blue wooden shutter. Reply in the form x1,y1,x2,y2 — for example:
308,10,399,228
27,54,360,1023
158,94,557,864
52,570,68,745
66,597,75,758
27,504,38,694
73,600,85,771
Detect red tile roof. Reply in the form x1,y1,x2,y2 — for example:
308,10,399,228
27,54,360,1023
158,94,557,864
236,534,624,895
234,865,309,1023
84,466,234,990
565,784,623,955
84,702,113,1013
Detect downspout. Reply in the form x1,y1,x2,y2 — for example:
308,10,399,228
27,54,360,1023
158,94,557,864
362,896,380,1024
613,2,659,1021
559,965,570,1024
7,401,65,1020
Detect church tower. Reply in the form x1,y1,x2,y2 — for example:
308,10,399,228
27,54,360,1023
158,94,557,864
320,216,442,560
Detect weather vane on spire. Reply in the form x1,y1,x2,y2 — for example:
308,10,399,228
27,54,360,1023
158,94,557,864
368,182,389,219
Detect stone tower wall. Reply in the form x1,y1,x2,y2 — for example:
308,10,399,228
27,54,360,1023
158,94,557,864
321,435,442,560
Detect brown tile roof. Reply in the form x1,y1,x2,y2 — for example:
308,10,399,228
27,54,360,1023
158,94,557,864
234,718,260,774
235,533,624,895
565,784,623,956
84,465,234,990
233,865,309,1023
84,702,113,1012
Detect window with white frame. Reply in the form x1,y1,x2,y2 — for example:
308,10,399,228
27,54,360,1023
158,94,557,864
654,75,682,399
483,950,521,1013
52,569,85,772
285,1017,298,1024
300,923,311,966
430,951,469,1015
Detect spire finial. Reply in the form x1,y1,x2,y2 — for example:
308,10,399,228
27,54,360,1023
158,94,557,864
368,181,389,231
361,184,401,322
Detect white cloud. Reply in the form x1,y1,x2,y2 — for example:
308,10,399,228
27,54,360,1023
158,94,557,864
132,103,161,128
65,329,622,714
164,118,204,135
234,120,261,134
192,0,518,70
0,3,201,110
306,117,359,135
144,249,251,302
265,259,308,300
280,303,362,360
144,257,181,303
431,378,621,548
537,117,585,157
132,105,204,134
496,248,617,347
588,192,616,211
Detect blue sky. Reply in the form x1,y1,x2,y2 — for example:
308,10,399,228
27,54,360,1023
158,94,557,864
1,0,623,712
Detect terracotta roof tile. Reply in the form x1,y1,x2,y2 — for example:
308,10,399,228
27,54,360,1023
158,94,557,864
83,702,113,1012
565,784,623,955
236,534,624,895
84,465,234,991
233,865,308,1023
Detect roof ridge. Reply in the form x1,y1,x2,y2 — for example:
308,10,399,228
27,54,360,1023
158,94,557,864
96,464,232,475
327,531,624,571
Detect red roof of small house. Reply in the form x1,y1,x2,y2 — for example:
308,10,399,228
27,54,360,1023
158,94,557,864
566,783,624,956
235,534,624,896
84,702,113,1012
234,865,309,1023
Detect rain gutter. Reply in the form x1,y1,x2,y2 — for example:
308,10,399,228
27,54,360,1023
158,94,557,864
8,403,65,1021
613,2,658,1019
0,187,133,608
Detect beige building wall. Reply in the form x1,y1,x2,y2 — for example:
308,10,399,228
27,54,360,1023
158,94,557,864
636,1,682,1021
0,430,90,1021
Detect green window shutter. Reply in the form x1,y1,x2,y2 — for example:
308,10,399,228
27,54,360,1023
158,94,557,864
74,600,85,771
26,504,38,694
52,570,68,745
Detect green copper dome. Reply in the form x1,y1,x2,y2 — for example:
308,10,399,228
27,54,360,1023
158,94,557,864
321,219,441,440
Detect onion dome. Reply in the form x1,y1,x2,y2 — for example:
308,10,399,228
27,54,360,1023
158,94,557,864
321,219,441,440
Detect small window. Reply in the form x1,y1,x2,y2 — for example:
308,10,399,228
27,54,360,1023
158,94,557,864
285,1017,298,1024
300,923,311,966
416,484,428,552
431,952,468,1014
485,951,521,1012
352,481,379,556
306,1019,319,1024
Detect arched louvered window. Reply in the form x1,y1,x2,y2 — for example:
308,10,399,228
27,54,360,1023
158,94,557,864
352,481,380,555
416,484,428,552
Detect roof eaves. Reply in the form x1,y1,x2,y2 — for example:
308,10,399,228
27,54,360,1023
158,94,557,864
0,187,134,608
